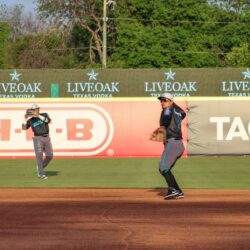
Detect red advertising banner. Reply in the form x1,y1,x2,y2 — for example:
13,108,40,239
0,99,187,158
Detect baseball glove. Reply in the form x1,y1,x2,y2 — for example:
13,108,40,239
26,109,34,116
150,127,167,142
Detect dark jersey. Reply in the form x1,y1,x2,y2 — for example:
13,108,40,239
23,113,51,136
160,104,186,139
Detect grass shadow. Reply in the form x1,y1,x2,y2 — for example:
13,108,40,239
45,171,59,177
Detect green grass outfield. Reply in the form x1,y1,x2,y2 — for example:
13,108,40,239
0,157,250,189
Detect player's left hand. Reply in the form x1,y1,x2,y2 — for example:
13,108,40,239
25,109,34,117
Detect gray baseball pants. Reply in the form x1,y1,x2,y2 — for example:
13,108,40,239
159,138,185,191
159,138,185,174
33,136,53,176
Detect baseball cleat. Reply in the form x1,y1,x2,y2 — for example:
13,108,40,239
38,175,48,180
173,192,184,199
164,189,179,199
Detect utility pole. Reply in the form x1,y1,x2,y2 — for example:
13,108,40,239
103,0,107,69
103,0,116,69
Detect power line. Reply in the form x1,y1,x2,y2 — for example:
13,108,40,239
12,46,250,56
0,17,249,24
108,17,250,24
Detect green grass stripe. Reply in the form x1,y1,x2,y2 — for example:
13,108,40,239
0,157,249,189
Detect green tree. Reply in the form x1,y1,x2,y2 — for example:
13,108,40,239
0,22,10,68
210,0,250,14
110,0,223,68
3,0,250,69
8,32,83,69
0,3,49,39
226,42,250,66
0,4,24,41
37,0,109,65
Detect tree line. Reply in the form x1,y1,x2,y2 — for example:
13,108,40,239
0,0,250,69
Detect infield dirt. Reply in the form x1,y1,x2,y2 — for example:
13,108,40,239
0,189,249,249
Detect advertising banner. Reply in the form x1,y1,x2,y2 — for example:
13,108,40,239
1,68,250,98
2,97,249,157
0,99,188,158
187,98,250,155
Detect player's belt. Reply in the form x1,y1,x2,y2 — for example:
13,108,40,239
167,138,181,141
35,134,48,137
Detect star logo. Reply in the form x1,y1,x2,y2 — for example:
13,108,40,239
87,69,98,81
10,69,21,81
165,69,176,81
242,68,250,80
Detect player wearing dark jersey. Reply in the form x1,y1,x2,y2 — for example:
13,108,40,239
157,93,186,199
22,104,53,179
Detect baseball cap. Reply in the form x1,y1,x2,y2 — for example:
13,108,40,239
157,93,174,101
31,103,40,109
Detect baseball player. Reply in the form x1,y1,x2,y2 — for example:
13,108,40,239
22,104,53,179
157,93,186,199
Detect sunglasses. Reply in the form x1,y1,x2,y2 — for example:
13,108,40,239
160,99,170,103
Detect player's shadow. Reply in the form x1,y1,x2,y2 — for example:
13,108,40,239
150,188,166,197
45,171,59,177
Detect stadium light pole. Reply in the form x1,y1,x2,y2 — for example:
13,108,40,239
103,0,116,69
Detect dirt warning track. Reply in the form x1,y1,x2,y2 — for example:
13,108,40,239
0,189,249,250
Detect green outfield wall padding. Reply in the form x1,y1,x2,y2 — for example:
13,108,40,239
1,68,250,98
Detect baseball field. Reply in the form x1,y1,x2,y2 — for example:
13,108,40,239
0,157,250,249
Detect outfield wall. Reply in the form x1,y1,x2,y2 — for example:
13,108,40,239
187,98,250,155
0,97,249,158
0,99,186,158
1,68,250,98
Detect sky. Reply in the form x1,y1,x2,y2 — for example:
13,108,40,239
0,0,37,13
